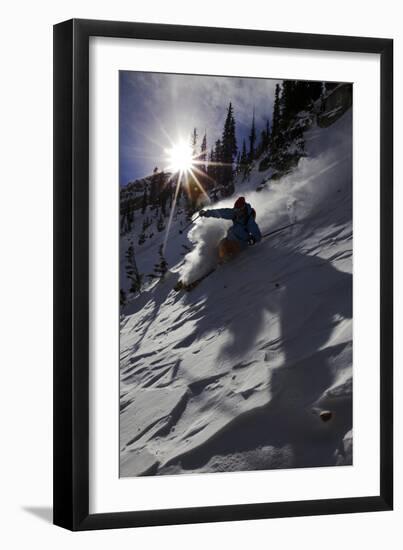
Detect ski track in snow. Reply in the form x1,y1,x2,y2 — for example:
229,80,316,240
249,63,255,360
119,110,353,477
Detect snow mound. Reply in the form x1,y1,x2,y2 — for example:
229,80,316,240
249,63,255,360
160,445,294,475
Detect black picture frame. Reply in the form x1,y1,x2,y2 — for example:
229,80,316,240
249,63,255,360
53,18,393,531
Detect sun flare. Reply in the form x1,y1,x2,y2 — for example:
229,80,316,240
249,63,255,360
166,142,195,173
162,137,211,254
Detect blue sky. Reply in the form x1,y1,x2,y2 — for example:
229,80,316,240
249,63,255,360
119,71,280,186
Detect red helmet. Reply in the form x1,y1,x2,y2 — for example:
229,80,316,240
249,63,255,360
234,196,246,209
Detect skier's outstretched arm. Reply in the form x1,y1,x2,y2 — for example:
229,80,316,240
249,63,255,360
200,208,234,220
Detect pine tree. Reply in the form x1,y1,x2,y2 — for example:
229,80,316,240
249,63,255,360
157,212,165,232
230,111,237,157
141,186,147,214
248,108,256,162
120,289,127,307
279,80,320,122
207,146,217,193
174,172,182,202
191,128,198,156
214,138,222,186
239,139,248,179
280,80,296,124
307,81,323,103
148,167,160,205
235,151,241,173
256,119,271,158
220,102,237,196
200,132,207,173
271,83,282,150
264,118,271,151
294,80,313,112
138,217,148,245
240,139,247,164
126,208,134,233
125,242,142,294
150,245,168,280
186,129,202,213
157,172,169,217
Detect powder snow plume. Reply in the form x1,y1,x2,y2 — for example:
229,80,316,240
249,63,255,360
179,217,227,284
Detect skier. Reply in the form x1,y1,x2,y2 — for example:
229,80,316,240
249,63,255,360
199,196,262,261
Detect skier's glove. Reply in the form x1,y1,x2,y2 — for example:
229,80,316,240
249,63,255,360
248,235,256,246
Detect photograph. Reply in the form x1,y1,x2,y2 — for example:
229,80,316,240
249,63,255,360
118,71,353,478
0,0,396,539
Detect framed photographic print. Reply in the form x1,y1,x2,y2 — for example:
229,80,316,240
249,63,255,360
53,19,393,530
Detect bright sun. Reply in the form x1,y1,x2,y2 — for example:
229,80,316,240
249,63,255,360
166,142,195,173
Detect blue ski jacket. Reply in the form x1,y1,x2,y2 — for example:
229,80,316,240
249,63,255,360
203,203,262,245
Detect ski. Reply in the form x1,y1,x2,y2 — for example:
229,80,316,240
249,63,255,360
174,267,217,292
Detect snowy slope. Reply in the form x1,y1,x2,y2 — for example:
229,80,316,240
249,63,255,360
119,109,353,476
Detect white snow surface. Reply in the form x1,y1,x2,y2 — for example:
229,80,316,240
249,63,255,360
120,109,353,476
